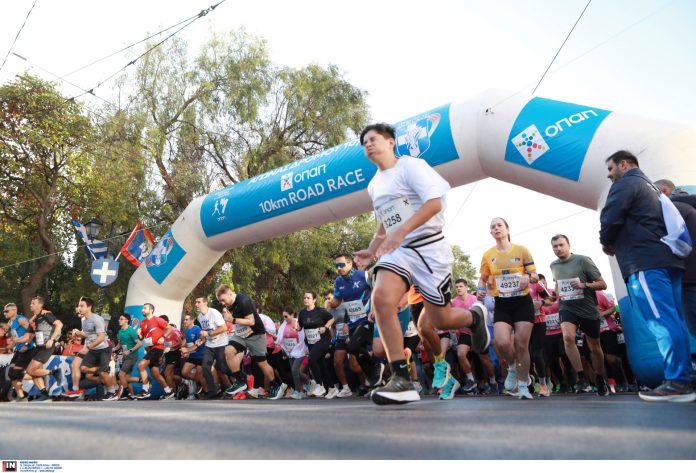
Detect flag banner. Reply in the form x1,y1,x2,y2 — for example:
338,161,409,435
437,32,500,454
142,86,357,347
120,222,156,267
70,219,108,260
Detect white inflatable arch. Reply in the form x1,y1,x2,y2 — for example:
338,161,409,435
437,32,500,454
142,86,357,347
125,89,695,385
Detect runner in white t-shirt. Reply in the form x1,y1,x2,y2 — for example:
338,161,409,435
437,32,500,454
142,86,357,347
353,123,490,405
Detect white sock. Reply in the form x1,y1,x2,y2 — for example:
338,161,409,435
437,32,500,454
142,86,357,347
342,384,349,390
489,377,497,385
466,373,475,381
164,386,172,393
518,380,527,390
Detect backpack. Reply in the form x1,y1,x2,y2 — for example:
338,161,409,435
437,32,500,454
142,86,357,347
640,177,694,258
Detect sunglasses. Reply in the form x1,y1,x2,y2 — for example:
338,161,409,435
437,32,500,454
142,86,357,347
335,262,347,268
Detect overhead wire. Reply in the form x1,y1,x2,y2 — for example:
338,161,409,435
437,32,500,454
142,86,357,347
0,0,39,74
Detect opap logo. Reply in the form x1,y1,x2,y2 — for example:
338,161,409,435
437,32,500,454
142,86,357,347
505,97,611,181
280,172,293,191
146,229,187,285
511,124,549,164
395,113,441,158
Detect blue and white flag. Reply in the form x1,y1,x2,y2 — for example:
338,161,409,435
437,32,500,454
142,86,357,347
70,219,108,260
120,222,155,267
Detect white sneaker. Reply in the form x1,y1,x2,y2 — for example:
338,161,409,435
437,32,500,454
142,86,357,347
325,386,339,399
312,384,326,397
413,381,423,394
186,394,197,400
308,380,317,396
336,386,353,398
504,367,517,391
517,382,533,400
290,391,303,400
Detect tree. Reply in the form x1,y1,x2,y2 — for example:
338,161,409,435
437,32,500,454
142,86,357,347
452,245,477,288
0,74,94,311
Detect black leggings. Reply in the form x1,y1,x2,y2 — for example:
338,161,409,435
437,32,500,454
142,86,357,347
544,333,575,387
529,322,546,379
308,337,334,388
267,349,294,387
347,322,375,377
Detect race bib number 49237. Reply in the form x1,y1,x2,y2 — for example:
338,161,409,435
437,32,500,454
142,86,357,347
376,197,415,234
495,274,522,297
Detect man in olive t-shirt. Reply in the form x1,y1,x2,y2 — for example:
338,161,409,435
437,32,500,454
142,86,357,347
550,234,610,396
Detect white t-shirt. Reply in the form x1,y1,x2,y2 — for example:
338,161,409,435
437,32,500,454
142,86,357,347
368,156,450,244
197,308,227,348
259,313,277,337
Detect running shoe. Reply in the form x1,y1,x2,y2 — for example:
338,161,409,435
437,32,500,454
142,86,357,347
162,389,176,400
432,360,451,389
202,389,221,400
325,386,339,399
638,381,696,403
63,389,85,399
11,396,28,403
247,388,260,398
517,382,533,400
225,379,247,397
135,383,152,399
412,381,423,394
336,385,353,398
103,391,119,401
307,380,317,396
312,384,327,397
371,374,420,405
31,392,52,403
503,366,517,391
596,378,610,397
290,391,304,400
470,302,491,354
461,378,477,393
269,382,288,400
439,375,460,400
368,362,386,387
574,380,592,393
538,383,551,397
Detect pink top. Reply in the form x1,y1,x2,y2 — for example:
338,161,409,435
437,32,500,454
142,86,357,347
596,291,618,333
542,300,561,335
452,294,476,335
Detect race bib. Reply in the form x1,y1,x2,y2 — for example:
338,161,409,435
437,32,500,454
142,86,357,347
617,333,625,344
545,313,560,331
284,337,298,351
35,332,45,346
335,323,348,339
164,340,172,347
143,337,153,348
558,278,584,301
376,196,415,234
305,328,321,344
576,338,584,347
599,317,609,332
495,274,522,297
345,300,367,323
234,325,253,339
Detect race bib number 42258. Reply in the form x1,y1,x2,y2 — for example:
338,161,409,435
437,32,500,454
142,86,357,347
376,197,415,234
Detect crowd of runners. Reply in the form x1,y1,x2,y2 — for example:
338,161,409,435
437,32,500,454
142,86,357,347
1,124,694,405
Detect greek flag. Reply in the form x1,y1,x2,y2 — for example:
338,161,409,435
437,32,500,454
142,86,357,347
70,219,108,260
120,222,155,267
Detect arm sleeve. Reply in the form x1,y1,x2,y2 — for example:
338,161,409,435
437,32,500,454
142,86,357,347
599,180,634,246
583,257,603,282
238,298,255,318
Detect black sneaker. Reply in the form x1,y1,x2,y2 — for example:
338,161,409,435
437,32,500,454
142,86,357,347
596,378,610,397
162,389,176,400
102,391,119,401
368,362,385,387
176,384,188,400
268,382,288,400
574,380,592,393
202,389,221,400
639,381,696,403
469,303,491,354
225,379,247,397
31,392,52,403
370,374,420,406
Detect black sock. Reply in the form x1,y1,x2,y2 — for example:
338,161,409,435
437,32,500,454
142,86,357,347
232,371,243,383
390,360,410,380
40,388,48,396
577,371,585,382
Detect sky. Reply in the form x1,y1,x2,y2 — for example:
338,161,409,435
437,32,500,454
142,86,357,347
2,0,695,295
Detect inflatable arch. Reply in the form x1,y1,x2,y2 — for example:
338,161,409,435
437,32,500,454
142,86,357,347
125,89,696,386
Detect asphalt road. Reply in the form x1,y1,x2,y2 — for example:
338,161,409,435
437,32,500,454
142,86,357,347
2,394,695,460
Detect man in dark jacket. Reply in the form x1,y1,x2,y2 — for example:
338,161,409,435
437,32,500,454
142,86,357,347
655,180,696,341
599,150,693,402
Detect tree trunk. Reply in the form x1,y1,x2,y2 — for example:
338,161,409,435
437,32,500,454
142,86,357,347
19,208,57,313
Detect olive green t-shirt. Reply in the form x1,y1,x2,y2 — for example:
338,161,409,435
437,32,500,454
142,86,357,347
550,254,602,320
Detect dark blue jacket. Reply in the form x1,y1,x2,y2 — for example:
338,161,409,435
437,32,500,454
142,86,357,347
674,200,696,286
599,167,684,279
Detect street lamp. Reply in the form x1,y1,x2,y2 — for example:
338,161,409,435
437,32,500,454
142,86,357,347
84,217,103,240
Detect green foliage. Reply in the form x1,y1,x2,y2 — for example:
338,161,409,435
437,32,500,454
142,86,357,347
452,245,477,288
